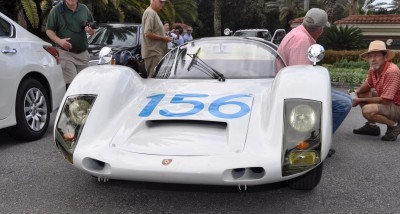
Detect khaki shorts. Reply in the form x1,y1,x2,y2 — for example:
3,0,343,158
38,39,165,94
144,55,163,78
59,49,90,84
371,90,400,121
378,102,400,122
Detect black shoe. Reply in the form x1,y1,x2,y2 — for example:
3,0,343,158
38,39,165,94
353,122,380,136
381,125,400,141
327,149,336,158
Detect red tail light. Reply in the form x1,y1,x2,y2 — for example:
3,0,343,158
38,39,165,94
43,45,60,64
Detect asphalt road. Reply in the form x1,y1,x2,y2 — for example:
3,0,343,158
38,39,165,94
2,99,400,213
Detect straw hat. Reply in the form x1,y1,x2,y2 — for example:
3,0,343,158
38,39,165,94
360,40,395,61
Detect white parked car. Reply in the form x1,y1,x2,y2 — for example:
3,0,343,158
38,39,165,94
0,12,65,140
54,37,331,190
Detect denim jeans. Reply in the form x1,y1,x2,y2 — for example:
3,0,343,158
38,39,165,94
332,89,352,133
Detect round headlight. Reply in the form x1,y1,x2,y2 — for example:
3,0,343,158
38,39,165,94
289,104,316,132
68,99,91,125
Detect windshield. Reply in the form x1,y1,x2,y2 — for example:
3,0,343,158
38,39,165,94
233,31,271,41
154,38,286,79
88,25,138,47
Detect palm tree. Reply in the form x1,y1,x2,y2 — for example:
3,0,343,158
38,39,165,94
16,0,41,29
350,0,357,14
304,0,310,11
214,0,222,36
323,0,336,22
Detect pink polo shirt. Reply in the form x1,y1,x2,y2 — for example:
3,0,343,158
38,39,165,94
277,25,316,67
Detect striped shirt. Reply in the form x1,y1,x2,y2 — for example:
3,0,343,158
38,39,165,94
277,25,316,66
367,61,400,105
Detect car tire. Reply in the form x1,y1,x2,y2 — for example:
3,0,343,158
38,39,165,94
10,78,50,141
288,162,323,190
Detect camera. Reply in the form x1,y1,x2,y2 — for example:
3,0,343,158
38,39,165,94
81,21,98,29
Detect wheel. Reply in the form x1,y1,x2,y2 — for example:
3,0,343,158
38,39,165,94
288,162,323,190
10,78,50,141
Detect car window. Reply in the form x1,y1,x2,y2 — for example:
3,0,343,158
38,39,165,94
154,39,286,79
88,25,138,47
0,17,11,37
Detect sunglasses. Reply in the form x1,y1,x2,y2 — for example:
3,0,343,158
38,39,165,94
160,0,166,3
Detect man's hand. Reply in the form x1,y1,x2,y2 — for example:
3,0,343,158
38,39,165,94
352,97,361,107
58,38,72,50
85,26,95,36
164,36,172,43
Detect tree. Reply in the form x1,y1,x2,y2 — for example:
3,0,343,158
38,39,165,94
318,25,365,50
350,0,357,14
214,0,222,36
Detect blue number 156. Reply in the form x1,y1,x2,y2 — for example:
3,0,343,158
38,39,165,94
138,93,251,119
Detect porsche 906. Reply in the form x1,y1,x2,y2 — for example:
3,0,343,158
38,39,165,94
54,37,332,190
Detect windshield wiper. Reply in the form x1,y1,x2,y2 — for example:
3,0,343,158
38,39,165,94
187,48,225,82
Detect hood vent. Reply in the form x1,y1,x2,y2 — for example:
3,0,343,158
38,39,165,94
146,120,227,130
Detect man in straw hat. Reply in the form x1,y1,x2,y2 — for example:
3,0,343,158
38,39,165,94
353,40,400,141
278,8,352,156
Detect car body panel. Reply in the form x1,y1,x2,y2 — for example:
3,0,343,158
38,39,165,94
0,12,65,129
55,58,332,186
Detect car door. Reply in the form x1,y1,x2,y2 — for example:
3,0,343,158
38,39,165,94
0,15,20,120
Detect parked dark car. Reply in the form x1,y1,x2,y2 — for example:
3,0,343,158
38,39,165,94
87,23,146,77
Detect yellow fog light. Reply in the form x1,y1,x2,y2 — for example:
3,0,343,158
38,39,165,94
289,151,319,167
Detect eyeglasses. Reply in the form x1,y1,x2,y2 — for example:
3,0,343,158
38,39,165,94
160,0,166,3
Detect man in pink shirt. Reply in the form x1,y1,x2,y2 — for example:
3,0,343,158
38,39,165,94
353,40,400,141
277,8,352,156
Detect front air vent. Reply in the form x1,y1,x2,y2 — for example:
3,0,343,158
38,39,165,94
146,120,227,129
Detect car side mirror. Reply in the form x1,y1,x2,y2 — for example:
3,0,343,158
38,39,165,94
223,28,232,36
307,44,325,66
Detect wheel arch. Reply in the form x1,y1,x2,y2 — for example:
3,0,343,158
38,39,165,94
19,72,53,110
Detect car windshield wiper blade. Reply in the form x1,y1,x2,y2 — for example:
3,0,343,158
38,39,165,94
187,48,225,82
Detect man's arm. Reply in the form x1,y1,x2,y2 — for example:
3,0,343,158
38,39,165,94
46,29,72,50
352,80,392,106
145,32,172,43
355,80,371,95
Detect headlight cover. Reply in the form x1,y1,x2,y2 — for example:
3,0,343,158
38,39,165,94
282,99,322,176
55,95,97,163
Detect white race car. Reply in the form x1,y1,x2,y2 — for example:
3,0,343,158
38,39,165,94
54,37,332,190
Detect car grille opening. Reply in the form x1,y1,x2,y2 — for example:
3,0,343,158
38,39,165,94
225,167,266,181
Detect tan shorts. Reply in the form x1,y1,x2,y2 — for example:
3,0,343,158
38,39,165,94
378,102,400,122
370,90,400,121
144,55,163,78
58,49,90,84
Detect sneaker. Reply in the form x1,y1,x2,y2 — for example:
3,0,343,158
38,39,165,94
353,122,381,136
381,125,400,141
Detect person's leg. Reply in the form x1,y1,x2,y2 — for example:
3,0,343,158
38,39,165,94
331,89,352,133
144,55,163,78
75,51,90,74
353,90,382,136
329,90,352,157
59,50,77,89
374,103,400,141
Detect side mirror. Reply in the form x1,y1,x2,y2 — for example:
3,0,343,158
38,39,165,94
224,28,232,36
307,44,325,66
98,47,112,65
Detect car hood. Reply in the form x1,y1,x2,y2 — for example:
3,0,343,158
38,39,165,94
104,80,271,156
113,95,252,156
